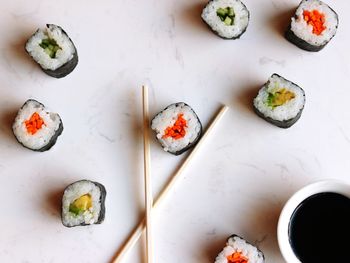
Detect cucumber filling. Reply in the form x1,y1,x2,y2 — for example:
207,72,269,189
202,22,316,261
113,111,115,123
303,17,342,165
216,7,235,26
39,38,61,58
69,194,92,216
267,88,295,108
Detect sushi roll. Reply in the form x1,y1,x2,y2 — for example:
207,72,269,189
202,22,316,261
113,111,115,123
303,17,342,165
12,99,63,151
61,180,106,227
151,102,202,155
215,235,265,263
25,24,78,78
285,0,338,52
201,0,249,39
253,74,305,128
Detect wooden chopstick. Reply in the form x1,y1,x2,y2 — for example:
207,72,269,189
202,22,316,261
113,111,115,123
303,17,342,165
142,85,153,263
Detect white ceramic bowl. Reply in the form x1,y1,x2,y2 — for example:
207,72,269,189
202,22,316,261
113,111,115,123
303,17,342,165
277,180,350,263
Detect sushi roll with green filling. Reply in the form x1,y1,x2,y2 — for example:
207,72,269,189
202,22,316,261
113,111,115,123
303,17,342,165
12,99,63,152
151,102,202,155
25,24,78,78
253,74,305,128
201,0,249,39
285,0,338,52
62,180,106,227
215,235,265,263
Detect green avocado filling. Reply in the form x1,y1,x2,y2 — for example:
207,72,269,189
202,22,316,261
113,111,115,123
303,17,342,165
267,88,296,108
69,194,92,216
39,38,61,58
217,7,235,26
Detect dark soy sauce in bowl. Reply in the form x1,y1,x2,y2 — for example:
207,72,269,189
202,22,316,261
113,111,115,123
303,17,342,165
289,192,350,263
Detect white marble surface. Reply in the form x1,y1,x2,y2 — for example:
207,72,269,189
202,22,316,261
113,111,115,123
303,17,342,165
0,0,349,262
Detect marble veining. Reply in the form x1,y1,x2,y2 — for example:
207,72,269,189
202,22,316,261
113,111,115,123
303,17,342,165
0,0,349,263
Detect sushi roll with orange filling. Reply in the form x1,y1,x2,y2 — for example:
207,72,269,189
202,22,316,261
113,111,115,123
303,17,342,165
215,235,265,263
12,99,63,151
285,0,338,52
151,102,202,155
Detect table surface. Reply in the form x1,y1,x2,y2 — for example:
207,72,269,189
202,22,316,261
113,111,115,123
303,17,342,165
0,0,349,262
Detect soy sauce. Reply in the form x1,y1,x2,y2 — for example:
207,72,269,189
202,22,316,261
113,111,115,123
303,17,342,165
289,192,350,263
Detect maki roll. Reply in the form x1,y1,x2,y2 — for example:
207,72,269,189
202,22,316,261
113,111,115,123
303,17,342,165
61,180,106,227
25,24,78,78
285,0,338,52
253,74,305,128
215,235,265,263
201,0,249,39
12,99,63,151
151,102,202,155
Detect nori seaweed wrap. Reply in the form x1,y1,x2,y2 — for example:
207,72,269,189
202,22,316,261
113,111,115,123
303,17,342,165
215,234,265,263
61,180,106,227
12,99,63,152
201,0,250,40
25,24,78,78
151,102,202,155
253,74,305,129
285,0,338,52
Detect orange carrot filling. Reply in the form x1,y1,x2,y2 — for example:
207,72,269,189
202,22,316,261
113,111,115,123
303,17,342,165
227,252,249,263
25,112,45,135
303,10,326,35
162,113,187,140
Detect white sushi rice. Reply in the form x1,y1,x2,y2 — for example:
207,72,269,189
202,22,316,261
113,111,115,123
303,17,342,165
62,181,102,227
291,0,338,46
151,103,201,154
215,235,264,263
25,24,75,70
12,100,62,150
201,0,249,39
254,75,305,122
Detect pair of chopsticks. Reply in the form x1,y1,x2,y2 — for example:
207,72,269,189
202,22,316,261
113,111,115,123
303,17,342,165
112,85,229,263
